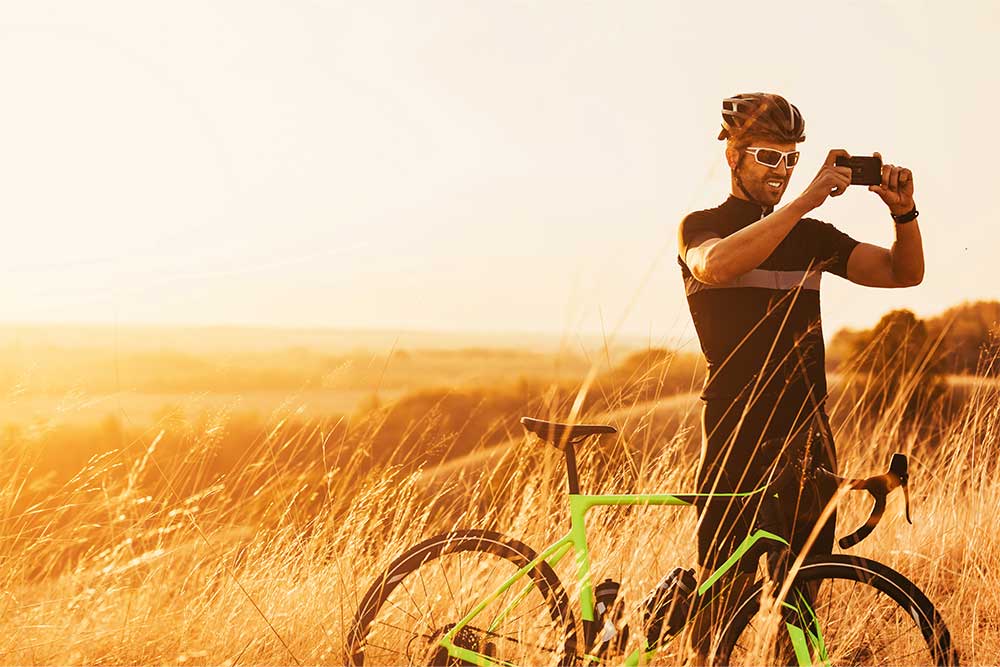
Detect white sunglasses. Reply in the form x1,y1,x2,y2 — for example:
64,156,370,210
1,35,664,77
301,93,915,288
745,147,801,169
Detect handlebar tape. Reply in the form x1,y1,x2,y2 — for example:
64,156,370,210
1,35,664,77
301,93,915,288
839,489,888,549
816,453,911,550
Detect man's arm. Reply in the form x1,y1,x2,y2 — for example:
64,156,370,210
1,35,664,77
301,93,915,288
845,156,924,288
685,200,811,284
845,224,924,288
684,150,853,285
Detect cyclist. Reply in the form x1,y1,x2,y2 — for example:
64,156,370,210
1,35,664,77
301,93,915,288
677,92,923,658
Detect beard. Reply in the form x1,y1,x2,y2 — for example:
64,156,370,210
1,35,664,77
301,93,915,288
750,179,785,206
736,170,787,207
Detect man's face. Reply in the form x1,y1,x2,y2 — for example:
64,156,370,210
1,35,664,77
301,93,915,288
730,137,798,207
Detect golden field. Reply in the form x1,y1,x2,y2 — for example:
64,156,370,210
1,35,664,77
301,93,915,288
1,323,997,664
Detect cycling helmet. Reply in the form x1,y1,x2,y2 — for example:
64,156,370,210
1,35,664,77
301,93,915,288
718,92,805,143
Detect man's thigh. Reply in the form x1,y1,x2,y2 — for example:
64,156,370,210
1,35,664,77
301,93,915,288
782,418,839,558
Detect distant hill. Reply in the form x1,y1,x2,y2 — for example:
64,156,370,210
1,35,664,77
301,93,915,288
0,322,649,356
829,300,1000,376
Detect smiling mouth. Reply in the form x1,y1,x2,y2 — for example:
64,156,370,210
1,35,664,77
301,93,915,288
766,179,784,190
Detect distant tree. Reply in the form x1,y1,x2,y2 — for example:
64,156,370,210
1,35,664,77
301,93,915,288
838,309,947,417
827,327,869,371
830,301,1000,377
924,300,1000,375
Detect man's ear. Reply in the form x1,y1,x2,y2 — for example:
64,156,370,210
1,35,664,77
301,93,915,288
725,143,740,170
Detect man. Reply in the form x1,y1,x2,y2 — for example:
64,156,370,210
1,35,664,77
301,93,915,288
677,92,923,658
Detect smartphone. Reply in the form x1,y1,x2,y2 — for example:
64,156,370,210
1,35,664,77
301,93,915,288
835,155,883,186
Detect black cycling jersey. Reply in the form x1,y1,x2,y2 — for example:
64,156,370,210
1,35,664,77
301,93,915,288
678,195,860,407
678,194,860,573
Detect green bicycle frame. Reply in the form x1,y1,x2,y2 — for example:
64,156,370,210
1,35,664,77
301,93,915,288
437,486,823,667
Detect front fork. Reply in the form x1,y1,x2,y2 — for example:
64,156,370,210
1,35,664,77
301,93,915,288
781,588,830,666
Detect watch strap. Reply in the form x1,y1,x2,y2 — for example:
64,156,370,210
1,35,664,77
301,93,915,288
892,207,919,224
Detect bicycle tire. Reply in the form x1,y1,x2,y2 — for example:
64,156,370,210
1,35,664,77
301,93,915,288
716,554,957,666
347,529,577,666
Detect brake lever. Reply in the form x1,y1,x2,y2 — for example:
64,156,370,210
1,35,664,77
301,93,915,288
889,452,912,524
815,453,911,549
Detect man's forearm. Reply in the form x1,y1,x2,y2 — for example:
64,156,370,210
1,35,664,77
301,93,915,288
890,219,924,285
699,199,811,283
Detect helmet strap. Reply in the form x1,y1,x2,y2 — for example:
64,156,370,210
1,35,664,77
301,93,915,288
733,154,776,214
733,154,758,204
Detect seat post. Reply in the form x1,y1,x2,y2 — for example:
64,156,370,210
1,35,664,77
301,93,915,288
564,439,581,495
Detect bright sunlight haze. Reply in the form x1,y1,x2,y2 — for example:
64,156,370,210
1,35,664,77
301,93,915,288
0,2,996,342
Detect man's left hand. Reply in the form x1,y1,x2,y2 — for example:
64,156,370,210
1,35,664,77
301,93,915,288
868,152,915,215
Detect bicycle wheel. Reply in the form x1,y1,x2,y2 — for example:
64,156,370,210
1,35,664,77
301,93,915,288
716,554,957,666
347,529,577,666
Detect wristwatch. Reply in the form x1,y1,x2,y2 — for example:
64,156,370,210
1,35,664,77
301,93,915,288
891,206,919,224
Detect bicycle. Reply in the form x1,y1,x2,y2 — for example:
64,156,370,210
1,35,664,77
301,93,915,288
347,416,957,666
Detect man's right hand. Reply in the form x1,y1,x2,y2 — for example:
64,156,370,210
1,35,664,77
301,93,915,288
795,149,852,212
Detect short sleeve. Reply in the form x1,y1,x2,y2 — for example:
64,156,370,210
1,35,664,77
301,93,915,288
803,218,861,279
677,211,720,263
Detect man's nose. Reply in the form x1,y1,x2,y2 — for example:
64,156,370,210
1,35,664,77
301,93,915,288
773,161,788,177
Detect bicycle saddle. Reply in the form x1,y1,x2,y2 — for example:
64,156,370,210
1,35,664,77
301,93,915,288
520,417,617,446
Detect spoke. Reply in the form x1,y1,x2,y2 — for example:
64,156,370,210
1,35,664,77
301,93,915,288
365,641,409,658
455,551,467,611
358,547,572,665
382,596,423,625
496,600,549,629
808,581,934,665
490,565,519,627
840,577,866,630
843,603,932,662
864,612,915,645
434,555,462,620
728,575,941,667
415,564,443,632
486,553,503,585
478,555,510,627
373,618,434,638
398,580,436,632
470,625,562,654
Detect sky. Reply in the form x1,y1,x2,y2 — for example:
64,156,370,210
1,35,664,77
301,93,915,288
1,1,998,349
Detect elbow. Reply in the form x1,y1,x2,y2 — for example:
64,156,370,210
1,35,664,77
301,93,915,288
694,249,737,285
891,252,924,287
895,269,924,287
705,267,738,285
694,263,735,286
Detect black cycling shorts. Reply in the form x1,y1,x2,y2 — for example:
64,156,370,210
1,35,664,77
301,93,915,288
694,394,838,573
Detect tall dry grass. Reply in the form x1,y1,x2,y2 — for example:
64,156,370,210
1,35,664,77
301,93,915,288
1,346,998,665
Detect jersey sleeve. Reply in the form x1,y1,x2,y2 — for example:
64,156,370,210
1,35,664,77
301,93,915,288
804,218,861,279
677,211,721,263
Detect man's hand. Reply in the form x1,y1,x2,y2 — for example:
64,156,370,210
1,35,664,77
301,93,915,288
795,149,852,213
868,152,915,215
